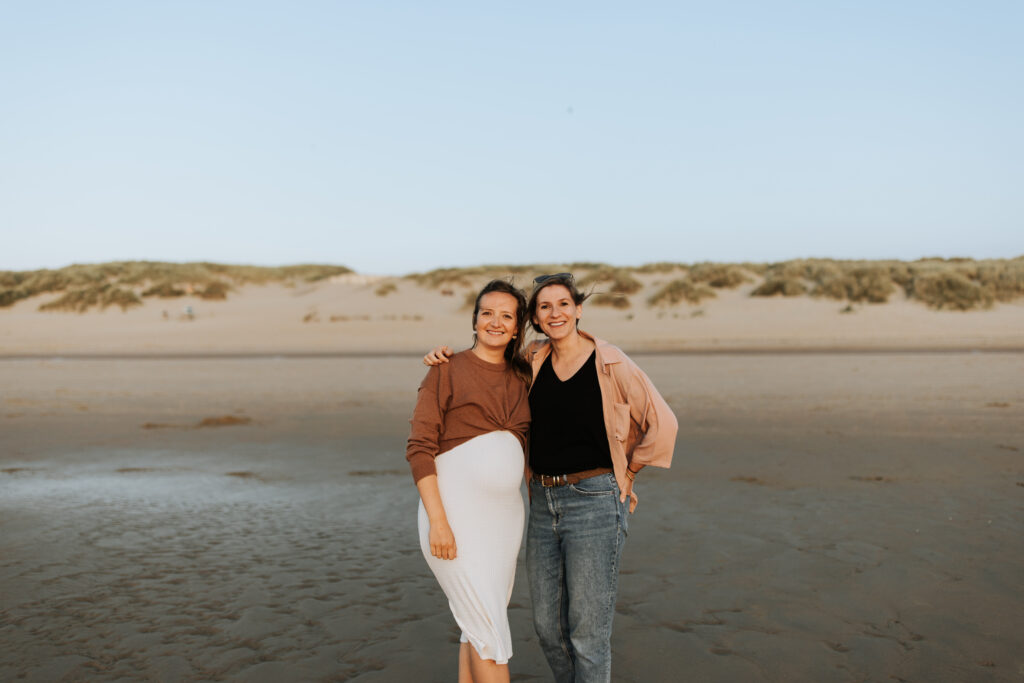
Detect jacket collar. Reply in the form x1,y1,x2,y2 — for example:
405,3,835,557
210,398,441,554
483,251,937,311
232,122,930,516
530,329,624,375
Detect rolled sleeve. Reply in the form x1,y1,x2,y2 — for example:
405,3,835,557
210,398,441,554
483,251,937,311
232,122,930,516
625,363,678,469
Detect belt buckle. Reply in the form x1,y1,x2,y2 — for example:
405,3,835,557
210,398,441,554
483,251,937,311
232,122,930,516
541,473,567,487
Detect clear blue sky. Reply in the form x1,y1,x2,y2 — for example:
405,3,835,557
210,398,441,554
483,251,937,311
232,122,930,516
2,1,1021,275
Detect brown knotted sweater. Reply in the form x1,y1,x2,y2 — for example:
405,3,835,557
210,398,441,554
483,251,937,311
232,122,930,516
406,350,530,483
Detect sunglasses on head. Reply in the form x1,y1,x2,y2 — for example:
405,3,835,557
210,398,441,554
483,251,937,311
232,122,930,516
533,272,574,285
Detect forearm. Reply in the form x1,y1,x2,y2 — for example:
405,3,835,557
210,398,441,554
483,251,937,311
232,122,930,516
415,475,449,524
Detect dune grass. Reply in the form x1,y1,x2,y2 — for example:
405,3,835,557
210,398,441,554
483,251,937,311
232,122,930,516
1,261,352,312
687,263,751,289
906,270,995,310
590,293,632,309
578,267,643,295
750,278,808,297
405,264,548,289
406,263,633,291
141,282,187,298
5,258,1021,314
743,257,1023,309
197,281,231,300
39,285,144,312
648,279,717,306
634,262,685,274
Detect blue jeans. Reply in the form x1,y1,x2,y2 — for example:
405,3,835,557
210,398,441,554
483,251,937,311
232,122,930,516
526,473,628,683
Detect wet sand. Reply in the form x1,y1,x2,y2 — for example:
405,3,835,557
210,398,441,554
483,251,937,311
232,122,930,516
1,353,1023,681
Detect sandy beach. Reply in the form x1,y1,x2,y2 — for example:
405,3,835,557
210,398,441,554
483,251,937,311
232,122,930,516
2,267,1023,681
1,349,1022,682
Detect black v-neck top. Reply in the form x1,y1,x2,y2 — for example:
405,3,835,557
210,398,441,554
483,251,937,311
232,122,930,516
528,350,612,475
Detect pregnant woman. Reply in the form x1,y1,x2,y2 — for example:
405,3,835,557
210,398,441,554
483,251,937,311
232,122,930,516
406,279,532,683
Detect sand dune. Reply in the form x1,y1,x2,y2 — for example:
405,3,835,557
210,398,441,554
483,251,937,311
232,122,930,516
2,274,1023,356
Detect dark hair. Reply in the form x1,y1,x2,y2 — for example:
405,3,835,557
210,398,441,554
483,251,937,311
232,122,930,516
472,279,532,384
526,272,589,335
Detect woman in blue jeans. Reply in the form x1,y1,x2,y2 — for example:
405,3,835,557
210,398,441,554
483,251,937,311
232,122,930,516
427,272,677,682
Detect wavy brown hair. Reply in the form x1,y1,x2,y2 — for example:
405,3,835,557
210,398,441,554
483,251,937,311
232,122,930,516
471,279,532,385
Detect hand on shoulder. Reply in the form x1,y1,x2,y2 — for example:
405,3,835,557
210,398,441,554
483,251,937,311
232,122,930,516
423,345,454,366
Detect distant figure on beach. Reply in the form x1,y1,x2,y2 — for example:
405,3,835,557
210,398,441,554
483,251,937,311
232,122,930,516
425,272,678,682
407,280,532,683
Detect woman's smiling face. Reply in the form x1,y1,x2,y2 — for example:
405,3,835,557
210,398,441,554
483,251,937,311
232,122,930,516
474,291,520,351
532,284,581,340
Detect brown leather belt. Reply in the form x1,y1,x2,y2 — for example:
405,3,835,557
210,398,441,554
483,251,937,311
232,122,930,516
531,467,613,487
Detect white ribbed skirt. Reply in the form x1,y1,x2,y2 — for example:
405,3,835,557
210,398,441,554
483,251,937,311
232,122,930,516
418,430,525,664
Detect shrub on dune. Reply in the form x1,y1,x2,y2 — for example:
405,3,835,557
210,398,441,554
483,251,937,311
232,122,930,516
813,266,896,303
634,262,683,274
766,260,810,280
39,284,143,312
3,261,354,312
567,261,610,271
579,267,643,295
975,260,1024,302
887,262,914,289
908,271,994,310
687,263,751,289
802,260,844,284
142,282,187,298
39,288,102,312
276,264,352,282
0,268,87,307
410,264,558,289
647,278,716,306
197,281,230,300
408,266,493,289
750,278,807,297
103,287,144,310
591,293,632,309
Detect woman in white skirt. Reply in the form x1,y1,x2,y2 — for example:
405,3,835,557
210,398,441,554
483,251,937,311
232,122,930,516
406,280,532,683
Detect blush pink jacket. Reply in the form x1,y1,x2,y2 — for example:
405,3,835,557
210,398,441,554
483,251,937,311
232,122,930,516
527,330,678,512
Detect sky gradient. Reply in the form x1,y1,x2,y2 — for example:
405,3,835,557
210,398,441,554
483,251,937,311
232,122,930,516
3,1,1022,275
